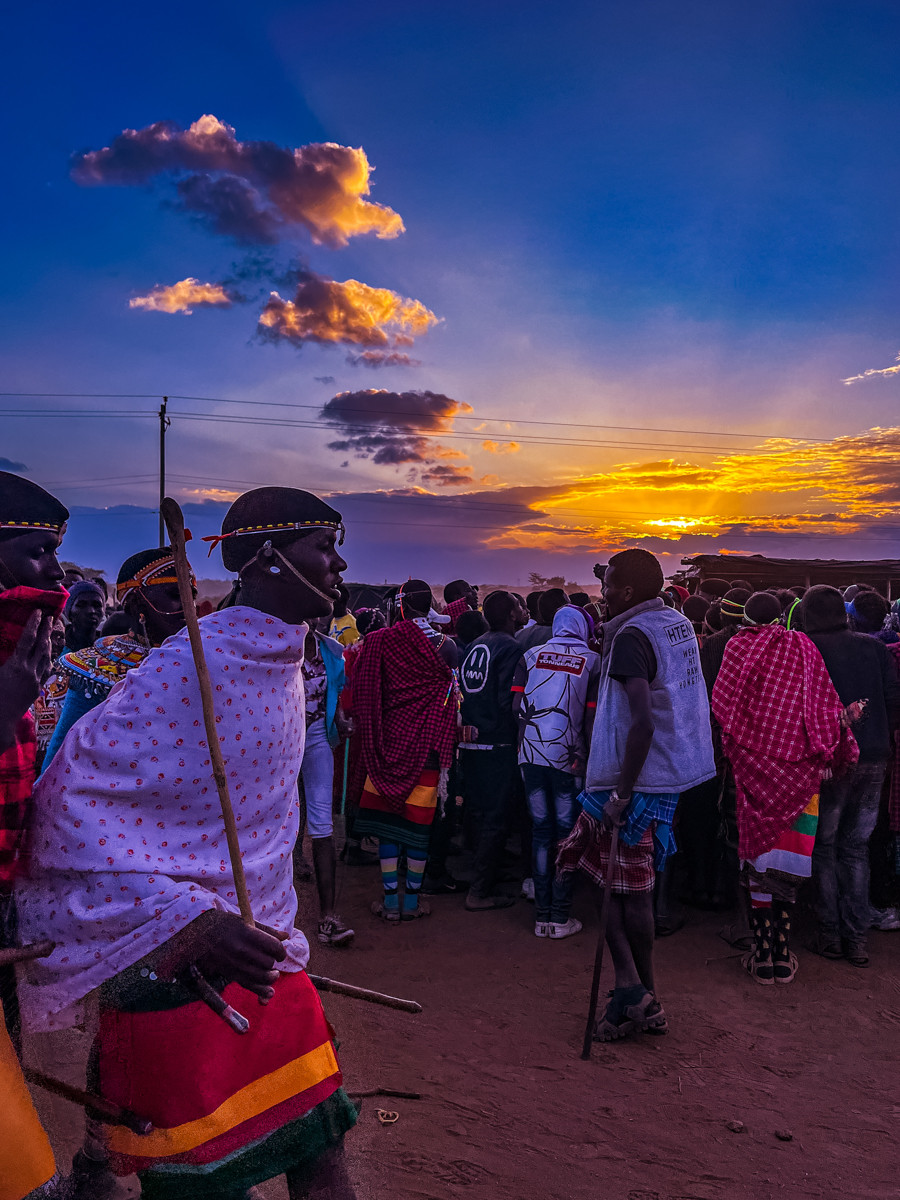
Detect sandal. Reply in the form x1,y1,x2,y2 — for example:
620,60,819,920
809,933,843,960
593,990,668,1041
742,951,774,985
400,898,431,921
370,900,401,924
773,952,798,984
844,942,869,968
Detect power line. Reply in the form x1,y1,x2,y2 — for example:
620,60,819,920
0,390,840,444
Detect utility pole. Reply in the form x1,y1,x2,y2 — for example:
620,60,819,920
158,397,169,547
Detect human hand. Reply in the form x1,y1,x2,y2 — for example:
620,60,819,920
842,699,868,727
601,794,630,831
335,706,355,739
156,909,288,1000
461,724,479,743
0,611,53,752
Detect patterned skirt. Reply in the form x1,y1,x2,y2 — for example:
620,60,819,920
741,793,819,906
353,767,439,855
97,966,357,1198
556,812,656,894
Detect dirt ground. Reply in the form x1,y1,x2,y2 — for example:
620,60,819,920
25,839,900,1200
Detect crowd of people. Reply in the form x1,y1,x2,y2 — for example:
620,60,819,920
1,466,899,1199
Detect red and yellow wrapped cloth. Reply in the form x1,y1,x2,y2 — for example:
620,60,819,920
356,768,440,856
99,969,356,1195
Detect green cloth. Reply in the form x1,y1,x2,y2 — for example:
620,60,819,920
137,1088,358,1199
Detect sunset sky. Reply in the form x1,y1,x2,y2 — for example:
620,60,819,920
4,0,900,586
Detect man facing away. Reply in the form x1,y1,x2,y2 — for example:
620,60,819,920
459,590,529,910
557,548,715,1040
801,585,900,966
515,605,600,939
18,487,360,1200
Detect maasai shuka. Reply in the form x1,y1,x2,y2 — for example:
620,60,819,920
16,607,311,1030
351,619,458,812
712,624,858,860
443,596,469,635
0,585,68,885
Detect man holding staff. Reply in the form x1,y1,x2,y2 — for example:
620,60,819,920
18,487,359,1200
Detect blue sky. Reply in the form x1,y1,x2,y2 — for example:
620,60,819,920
3,0,900,585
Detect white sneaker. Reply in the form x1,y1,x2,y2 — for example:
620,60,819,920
872,906,900,931
549,917,583,939
534,921,550,937
521,878,535,901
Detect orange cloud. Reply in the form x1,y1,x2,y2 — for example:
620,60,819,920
258,272,439,348
129,277,232,314
482,440,521,454
73,114,403,248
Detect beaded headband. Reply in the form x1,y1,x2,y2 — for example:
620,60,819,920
0,519,67,534
117,554,193,602
202,519,345,556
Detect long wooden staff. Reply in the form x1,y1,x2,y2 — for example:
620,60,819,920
160,500,424,1021
23,1068,153,1136
308,974,421,1014
580,824,620,1060
160,497,254,927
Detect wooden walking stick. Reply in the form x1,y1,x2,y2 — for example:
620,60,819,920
160,498,254,928
23,1068,153,1136
307,974,422,1014
580,823,620,1060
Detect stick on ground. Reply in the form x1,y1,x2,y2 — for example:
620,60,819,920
307,974,423,1013
581,823,620,1060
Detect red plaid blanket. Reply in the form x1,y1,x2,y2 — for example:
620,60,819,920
443,597,469,635
712,624,858,859
0,586,68,884
351,620,458,812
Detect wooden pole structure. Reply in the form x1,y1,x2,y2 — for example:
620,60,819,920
160,497,254,927
580,824,620,1060
158,398,169,549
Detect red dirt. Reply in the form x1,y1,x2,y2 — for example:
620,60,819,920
27,850,900,1200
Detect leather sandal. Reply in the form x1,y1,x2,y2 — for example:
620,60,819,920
844,942,869,968
773,952,799,984
400,898,431,920
742,951,775,985
370,900,401,923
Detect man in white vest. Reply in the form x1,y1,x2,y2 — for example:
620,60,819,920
557,548,715,1041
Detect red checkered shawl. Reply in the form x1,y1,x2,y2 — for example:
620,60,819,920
0,586,68,885
351,620,458,812
443,597,470,635
712,624,858,860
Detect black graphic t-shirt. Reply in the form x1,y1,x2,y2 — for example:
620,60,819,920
460,631,525,745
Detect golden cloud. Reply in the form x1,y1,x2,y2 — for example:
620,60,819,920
475,425,900,551
73,114,403,248
258,273,439,348
129,278,232,314
482,440,521,454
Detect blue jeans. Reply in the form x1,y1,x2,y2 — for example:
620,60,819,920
521,763,580,922
812,760,886,943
